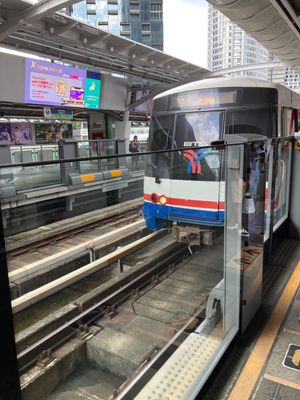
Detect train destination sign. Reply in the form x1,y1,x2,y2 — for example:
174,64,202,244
25,58,101,109
170,89,236,110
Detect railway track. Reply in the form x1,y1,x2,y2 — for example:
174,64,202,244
7,199,143,302
17,234,224,400
6,198,143,257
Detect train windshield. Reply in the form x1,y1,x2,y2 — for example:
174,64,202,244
174,111,223,148
146,114,174,178
149,114,174,151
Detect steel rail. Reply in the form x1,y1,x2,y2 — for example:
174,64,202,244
17,238,187,373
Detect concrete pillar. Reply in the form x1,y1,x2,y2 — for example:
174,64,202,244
87,111,105,140
115,91,131,153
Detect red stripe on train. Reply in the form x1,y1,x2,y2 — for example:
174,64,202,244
144,193,225,210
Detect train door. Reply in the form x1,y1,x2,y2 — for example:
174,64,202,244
170,111,225,225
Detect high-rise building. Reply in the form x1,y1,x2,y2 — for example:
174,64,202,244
271,66,300,94
208,6,270,79
70,0,163,50
208,6,300,92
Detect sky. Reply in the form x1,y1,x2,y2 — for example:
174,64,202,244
163,0,209,68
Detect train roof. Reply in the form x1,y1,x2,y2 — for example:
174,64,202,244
154,77,300,109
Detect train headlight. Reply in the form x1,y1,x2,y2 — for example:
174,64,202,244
151,193,158,203
159,195,167,205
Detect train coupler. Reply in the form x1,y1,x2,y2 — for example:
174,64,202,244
172,224,215,246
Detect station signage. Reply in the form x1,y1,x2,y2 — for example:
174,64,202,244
24,58,101,109
43,107,73,120
283,344,300,371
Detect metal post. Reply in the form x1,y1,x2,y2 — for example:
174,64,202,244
0,209,22,399
97,139,101,171
269,141,277,258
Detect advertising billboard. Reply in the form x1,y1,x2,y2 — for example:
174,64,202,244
85,71,101,109
0,123,34,144
11,123,33,144
0,123,12,142
24,59,101,109
35,123,72,144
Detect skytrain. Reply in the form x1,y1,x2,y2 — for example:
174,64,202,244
143,78,300,241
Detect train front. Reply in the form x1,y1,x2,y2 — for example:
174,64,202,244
143,88,225,238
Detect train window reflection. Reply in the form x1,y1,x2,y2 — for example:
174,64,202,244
149,114,174,151
175,111,223,148
146,114,174,178
226,108,276,137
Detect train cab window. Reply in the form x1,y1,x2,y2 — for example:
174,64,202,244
146,114,174,178
174,111,223,148
281,108,296,136
226,108,276,137
171,111,223,181
149,114,174,151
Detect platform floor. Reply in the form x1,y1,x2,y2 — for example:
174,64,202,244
251,284,300,400
223,246,300,400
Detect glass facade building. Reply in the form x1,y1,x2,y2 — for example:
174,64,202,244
70,0,163,50
208,5,300,92
208,6,270,80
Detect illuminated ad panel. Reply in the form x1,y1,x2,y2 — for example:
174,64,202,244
84,71,101,109
24,59,101,109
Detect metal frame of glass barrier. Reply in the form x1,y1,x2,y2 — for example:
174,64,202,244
265,137,294,257
0,209,22,400
0,138,295,400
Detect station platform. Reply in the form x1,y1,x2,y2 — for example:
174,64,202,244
199,240,300,400
251,281,300,400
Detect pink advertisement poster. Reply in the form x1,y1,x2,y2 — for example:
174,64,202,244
11,123,33,144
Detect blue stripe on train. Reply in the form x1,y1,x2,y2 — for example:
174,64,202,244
143,201,224,230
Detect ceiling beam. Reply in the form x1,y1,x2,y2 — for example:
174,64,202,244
46,21,78,36
0,0,80,41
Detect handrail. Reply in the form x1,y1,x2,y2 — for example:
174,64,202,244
0,137,279,169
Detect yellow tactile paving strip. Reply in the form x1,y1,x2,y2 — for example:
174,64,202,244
135,333,221,400
228,260,300,400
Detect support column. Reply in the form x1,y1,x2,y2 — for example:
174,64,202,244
115,90,131,155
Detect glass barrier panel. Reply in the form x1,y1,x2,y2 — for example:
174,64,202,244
126,138,148,172
1,145,247,399
125,144,244,398
77,141,99,173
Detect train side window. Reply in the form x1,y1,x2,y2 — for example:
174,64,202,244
149,114,174,151
226,108,276,137
281,108,296,136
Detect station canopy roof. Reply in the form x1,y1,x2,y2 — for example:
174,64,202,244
207,0,300,74
0,0,209,84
